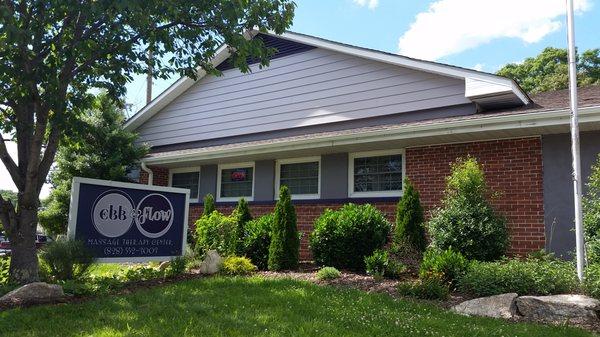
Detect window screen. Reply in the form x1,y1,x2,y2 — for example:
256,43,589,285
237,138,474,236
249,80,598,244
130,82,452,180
353,154,403,193
279,161,319,195
220,167,253,198
171,171,199,199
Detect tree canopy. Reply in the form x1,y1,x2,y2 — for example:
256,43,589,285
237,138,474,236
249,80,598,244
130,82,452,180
39,93,148,236
0,0,295,284
497,47,600,94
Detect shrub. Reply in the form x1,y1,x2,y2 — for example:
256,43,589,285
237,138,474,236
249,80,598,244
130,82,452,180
243,213,273,270
428,157,508,261
203,193,216,216
165,256,187,278
583,263,600,299
194,211,237,256
221,256,257,276
316,266,341,280
397,274,449,300
122,265,163,282
388,240,422,273
232,198,252,255
584,155,600,264
394,178,426,252
458,258,578,297
365,250,407,279
268,186,300,271
365,249,388,279
419,248,469,288
39,239,96,281
310,203,391,271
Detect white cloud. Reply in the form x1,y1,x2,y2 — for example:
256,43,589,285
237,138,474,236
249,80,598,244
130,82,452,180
353,0,379,10
472,63,485,71
398,0,592,60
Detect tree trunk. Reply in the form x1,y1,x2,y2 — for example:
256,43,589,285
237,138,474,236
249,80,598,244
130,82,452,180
7,208,40,284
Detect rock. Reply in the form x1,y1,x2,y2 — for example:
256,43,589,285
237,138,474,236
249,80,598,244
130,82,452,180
452,293,518,319
516,294,600,324
159,261,171,271
199,250,222,274
0,282,64,305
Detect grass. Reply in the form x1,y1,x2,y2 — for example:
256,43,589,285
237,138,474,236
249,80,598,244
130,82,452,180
0,276,594,337
88,263,130,277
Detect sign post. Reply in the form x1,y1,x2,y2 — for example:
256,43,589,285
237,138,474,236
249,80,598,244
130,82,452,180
67,177,189,263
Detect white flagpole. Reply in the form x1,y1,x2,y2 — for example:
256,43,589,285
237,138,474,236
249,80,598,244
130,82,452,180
566,0,585,281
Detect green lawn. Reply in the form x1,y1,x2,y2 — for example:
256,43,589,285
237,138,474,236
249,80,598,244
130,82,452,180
0,277,594,337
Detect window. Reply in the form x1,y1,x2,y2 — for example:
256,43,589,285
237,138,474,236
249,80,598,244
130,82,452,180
217,162,255,201
349,150,404,197
276,157,320,199
169,168,200,202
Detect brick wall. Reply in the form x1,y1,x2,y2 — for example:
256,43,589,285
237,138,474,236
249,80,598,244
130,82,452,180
406,137,545,255
142,136,545,260
139,166,169,186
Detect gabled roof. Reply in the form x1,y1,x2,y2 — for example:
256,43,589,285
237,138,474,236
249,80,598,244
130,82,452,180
124,30,531,131
143,86,600,166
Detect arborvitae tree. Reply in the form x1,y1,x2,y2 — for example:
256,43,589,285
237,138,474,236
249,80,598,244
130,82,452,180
428,157,508,261
203,194,216,216
394,178,426,252
233,198,253,255
268,186,299,270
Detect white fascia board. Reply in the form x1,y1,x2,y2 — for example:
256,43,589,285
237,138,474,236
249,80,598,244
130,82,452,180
142,105,600,166
277,32,530,105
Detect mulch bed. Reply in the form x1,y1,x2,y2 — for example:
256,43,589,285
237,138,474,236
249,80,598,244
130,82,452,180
258,269,470,308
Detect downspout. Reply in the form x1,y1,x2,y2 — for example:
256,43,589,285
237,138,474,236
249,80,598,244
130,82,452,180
140,161,153,185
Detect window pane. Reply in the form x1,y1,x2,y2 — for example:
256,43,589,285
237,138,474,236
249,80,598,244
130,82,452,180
280,161,319,195
353,154,402,193
172,171,199,199
221,167,253,198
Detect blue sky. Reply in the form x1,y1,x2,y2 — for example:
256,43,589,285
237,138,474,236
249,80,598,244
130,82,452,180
124,0,599,113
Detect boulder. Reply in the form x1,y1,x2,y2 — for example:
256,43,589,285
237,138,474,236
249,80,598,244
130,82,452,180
199,250,222,275
452,293,518,319
0,282,64,305
516,294,600,324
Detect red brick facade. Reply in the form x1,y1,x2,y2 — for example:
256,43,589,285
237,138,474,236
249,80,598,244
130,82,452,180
141,137,545,260
406,137,545,255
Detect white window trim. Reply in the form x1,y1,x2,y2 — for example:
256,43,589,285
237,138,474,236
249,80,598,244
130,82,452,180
169,167,201,203
217,162,255,202
275,156,321,200
348,149,405,198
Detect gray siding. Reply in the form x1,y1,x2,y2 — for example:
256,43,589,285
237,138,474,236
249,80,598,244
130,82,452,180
138,48,470,147
255,160,275,201
199,164,217,199
543,131,600,258
321,153,349,199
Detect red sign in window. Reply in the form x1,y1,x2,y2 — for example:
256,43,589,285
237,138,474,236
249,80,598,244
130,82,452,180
231,169,247,181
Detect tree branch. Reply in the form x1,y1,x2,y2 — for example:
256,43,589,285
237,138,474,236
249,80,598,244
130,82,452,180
37,122,60,193
0,135,22,190
0,194,17,234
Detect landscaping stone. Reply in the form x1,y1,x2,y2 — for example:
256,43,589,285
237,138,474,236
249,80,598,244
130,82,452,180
0,282,64,304
516,294,600,324
199,250,222,274
451,293,518,319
